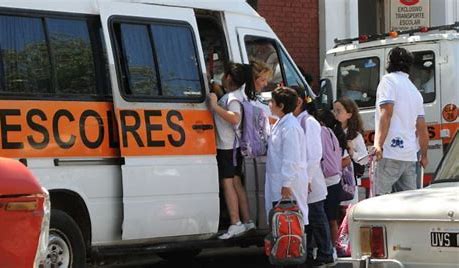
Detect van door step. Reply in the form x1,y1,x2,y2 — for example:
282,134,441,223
92,230,268,259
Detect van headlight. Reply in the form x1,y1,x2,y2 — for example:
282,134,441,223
359,226,387,259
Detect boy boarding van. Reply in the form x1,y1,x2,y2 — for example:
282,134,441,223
0,0,312,266
320,24,459,187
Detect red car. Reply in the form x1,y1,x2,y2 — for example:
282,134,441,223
0,157,50,268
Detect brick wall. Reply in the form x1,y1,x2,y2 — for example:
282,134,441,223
256,0,320,91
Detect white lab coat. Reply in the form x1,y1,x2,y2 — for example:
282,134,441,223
297,111,328,204
265,113,309,225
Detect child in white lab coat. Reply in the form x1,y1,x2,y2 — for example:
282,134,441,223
292,86,334,266
265,87,309,226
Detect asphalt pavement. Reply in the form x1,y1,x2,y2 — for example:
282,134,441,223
92,247,352,268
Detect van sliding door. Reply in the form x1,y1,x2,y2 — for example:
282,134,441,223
99,2,218,240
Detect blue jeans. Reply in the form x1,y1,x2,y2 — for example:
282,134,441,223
306,200,333,261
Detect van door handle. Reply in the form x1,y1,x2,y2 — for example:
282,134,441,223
192,124,214,131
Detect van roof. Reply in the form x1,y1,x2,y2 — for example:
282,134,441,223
327,31,459,55
0,0,258,17
130,0,258,16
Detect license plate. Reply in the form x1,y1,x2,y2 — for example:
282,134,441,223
430,232,459,248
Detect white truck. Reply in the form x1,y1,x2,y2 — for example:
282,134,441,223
319,23,459,191
319,24,459,268
0,0,311,266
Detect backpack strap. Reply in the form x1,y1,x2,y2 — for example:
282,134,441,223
229,99,243,166
326,127,336,152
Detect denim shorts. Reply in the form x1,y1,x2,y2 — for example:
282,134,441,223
374,158,416,195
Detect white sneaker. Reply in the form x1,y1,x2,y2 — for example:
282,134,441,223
244,220,256,231
218,222,246,239
332,247,337,262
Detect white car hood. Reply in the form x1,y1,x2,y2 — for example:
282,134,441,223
352,183,459,222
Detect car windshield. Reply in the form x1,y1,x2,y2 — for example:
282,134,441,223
433,132,459,183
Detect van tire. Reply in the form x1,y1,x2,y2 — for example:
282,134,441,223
47,209,87,268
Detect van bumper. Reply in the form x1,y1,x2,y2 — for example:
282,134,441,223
336,256,404,268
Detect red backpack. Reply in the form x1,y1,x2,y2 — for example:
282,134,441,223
264,201,307,266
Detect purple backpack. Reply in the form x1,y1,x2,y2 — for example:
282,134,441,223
320,126,342,178
233,99,269,159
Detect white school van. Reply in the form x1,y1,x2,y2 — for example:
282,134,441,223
0,0,312,266
320,24,459,188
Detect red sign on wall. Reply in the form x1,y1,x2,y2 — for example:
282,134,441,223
400,0,420,6
390,0,430,31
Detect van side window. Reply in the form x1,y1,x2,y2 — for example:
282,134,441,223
337,57,380,108
244,36,306,92
118,23,158,96
410,51,435,103
0,15,52,94
0,14,108,98
279,48,306,89
113,20,204,101
245,37,282,91
47,18,96,95
197,17,228,87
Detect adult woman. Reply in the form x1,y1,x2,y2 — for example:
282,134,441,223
245,60,272,99
245,60,276,123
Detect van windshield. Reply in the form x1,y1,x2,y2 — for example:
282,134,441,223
410,51,436,103
337,57,380,108
433,132,459,183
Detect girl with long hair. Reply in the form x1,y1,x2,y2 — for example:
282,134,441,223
207,62,254,239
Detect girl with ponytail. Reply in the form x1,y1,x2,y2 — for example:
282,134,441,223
207,62,254,239
292,86,334,265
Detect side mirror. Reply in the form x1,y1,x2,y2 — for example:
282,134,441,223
317,78,333,110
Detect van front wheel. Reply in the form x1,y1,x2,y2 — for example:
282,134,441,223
46,209,86,268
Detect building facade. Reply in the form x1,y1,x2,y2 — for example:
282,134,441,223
253,0,320,90
252,0,459,86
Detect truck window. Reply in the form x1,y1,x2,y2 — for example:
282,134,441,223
113,20,204,101
337,57,380,108
0,14,108,98
410,51,435,103
245,37,282,91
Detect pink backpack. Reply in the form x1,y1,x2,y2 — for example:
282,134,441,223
336,205,354,257
320,126,342,178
